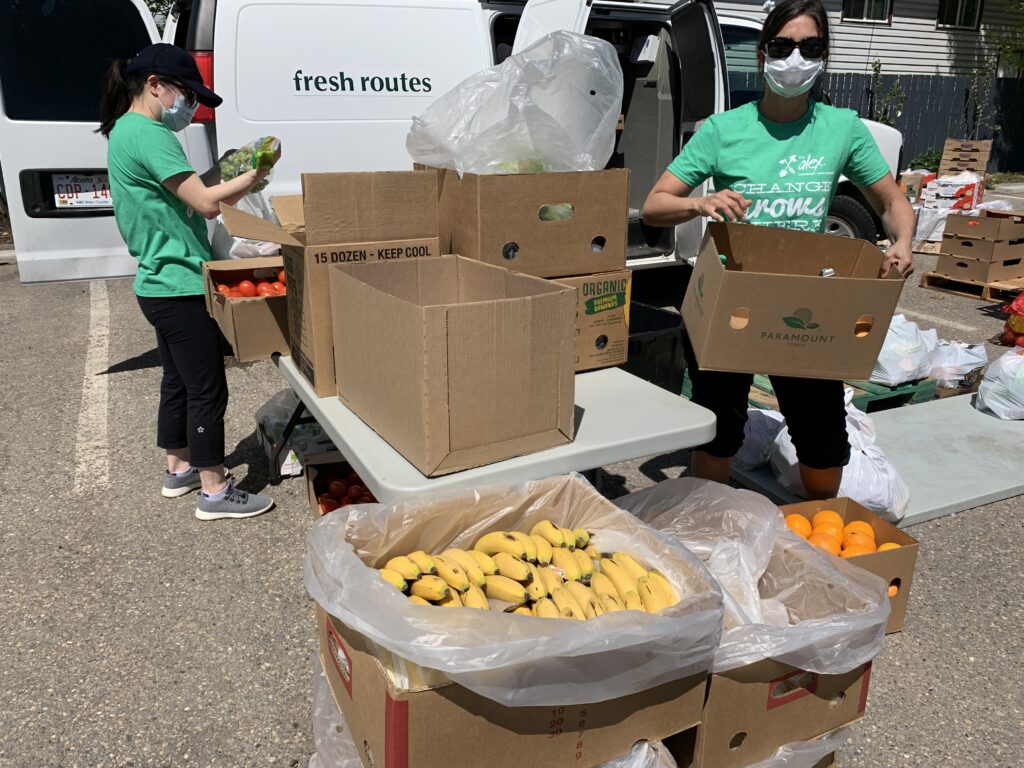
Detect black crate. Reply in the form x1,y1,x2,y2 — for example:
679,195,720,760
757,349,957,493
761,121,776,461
621,302,686,393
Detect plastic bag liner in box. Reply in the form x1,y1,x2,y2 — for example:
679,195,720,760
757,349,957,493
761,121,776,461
615,478,889,674
304,473,723,707
406,31,623,175
744,727,852,768
976,348,1024,420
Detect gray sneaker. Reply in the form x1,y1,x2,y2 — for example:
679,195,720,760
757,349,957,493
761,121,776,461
195,482,274,521
162,466,202,498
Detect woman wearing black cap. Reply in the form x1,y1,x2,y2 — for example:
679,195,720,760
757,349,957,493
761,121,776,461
99,43,276,520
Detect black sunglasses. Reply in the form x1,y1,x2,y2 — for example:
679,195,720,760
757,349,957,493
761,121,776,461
763,36,827,59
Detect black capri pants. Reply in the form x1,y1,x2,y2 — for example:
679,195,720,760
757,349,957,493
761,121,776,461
137,294,229,468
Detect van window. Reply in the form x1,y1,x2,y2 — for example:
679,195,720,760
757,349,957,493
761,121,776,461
721,25,761,108
0,0,152,122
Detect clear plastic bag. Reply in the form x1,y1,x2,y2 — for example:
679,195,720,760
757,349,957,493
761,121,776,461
870,315,937,387
600,740,677,768
308,657,364,768
744,727,852,768
406,31,623,175
615,478,889,674
976,349,1024,420
304,474,723,706
219,136,280,192
929,341,988,388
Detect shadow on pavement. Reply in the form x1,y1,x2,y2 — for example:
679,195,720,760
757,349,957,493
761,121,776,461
226,430,271,494
101,347,162,374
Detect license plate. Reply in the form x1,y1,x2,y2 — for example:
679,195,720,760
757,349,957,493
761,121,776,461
52,173,112,208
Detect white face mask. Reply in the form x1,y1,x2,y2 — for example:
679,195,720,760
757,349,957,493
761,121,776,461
159,91,197,132
763,49,824,99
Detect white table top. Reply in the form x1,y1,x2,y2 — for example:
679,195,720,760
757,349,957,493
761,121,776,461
275,356,716,503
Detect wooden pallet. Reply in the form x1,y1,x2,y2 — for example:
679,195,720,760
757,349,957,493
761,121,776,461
920,271,1024,302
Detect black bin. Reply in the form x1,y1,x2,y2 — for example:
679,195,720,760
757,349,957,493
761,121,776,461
620,302,686,394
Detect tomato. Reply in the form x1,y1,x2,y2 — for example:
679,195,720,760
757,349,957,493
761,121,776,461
328,480,348,501
346,485,364,501
237,280,257,298
216,283,229,294
271,281,286,294
346,471,359,484
277,268,286,284
256,282,275,297
318,493,341,514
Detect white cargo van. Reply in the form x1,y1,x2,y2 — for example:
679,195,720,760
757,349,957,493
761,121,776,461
1,0,728,281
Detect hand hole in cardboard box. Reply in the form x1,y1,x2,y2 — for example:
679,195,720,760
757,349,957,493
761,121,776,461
729,732,747,750
591,236,607,252
595,334,608,349
829,691,846,710
854,315,874,337
729,307,750,330
538,203,574,222
502,241,520,261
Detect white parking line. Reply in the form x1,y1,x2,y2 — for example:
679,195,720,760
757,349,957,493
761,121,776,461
896,307,980,335
73,280,110,494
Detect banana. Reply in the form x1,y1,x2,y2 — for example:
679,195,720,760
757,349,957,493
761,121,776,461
474,531,526,559
611,552,648,582
379,568,408,592
505,604,532,616
623,590,644,611
524,562,548,602
484,574,529,604
530,534,553,566
532,597,563,619
468,549,498,576
410,575,450,602
529,520,565,548
508,531,538,563
442,549,486,588
572,548,596,582
589,572,618,600
436,589,463,608
564,580,597,612
583,595,605,619
406,551,437,575
599,593,625,613
493,552,532,582
434,554,472,592
550,586,587,620
551,547,582,581
559,527,577,551
537,566,564,597
584,544,601,560
385,556,421,581
647,569,678,606
637,576,669,613
408,594,431,606
600,559,638,600
462,584,490,610
573,528,591,549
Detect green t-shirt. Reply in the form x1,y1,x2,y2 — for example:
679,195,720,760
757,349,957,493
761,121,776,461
667,101,890,233
108,112,212,297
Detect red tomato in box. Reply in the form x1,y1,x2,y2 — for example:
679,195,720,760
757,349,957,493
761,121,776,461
318,493,341,514
328,480,348,501
216,283,229,295
238,280,257,298
346,485,364,501
277,268,286,284
256,281,275,297
271,281,286,295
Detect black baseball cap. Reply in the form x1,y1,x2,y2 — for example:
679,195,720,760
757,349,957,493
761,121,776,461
126,43,222,108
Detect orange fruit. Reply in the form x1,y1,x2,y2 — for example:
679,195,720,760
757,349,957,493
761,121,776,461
877,542,902,552
842,532,877,552
812,510,844,530
785,514,813,539
808,532,841,556
840,544,874,558
813,522,843,540
888,584,900,597
842,520,875,541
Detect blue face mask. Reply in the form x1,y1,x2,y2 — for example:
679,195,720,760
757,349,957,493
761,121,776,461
160,92,197,132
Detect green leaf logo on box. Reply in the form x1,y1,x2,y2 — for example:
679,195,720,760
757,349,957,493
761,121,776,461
782,308,820,330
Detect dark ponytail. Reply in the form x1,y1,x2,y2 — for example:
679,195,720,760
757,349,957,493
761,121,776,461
97,59,147,138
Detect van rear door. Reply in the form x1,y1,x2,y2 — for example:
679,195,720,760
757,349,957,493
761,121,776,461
0,0,158,282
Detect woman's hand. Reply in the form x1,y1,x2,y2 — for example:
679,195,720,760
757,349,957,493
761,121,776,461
695,190,752,223
882,240,914,278
642,172,751,227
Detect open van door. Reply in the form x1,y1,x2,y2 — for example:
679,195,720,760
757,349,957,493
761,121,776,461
0,0,158,282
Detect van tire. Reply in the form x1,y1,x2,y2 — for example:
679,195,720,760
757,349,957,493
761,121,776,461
826,195,878,242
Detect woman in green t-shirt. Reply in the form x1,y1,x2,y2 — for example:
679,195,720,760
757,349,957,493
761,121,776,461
642,0,915,499
100,44,276,520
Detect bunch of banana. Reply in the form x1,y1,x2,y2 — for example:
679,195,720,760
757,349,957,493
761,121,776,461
378,550,491,609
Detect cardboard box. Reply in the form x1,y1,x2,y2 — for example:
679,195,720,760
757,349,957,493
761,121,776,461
898,172,925,202
317,605,708,768
220,172,443,396
330,256,576,476
430,167,629,278
939,138,992,176
923,177,984,211
305,451,378,518
681,223,904,380
780,498,920,633
943,210,1024,242
555,270,632,372
202,256,290,362
935,252,1024,284
666,660,871,768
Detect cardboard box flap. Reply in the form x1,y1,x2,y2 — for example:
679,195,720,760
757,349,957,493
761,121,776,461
219,203,303,248
270,194,306,235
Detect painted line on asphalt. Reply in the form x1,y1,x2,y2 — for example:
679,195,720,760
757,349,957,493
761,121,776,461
896,306,980,334
73,280,110,494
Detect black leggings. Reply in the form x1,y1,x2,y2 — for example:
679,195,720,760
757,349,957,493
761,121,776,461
137,294,229,468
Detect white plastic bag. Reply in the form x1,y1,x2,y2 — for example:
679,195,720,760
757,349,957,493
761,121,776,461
976,348,1024,420
929,340,988,388
600,740,677,768
734,409,786,471
211,191,282,260
744,727,852,768
304,474,723,707
308,657,364,768
870,314,937,386
616,479,890,674
769,391,910,522
406,31,623,175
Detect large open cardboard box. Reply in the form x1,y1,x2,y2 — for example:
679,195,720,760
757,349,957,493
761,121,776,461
317,605,708,768
202,256,289,362
781,498,920,634
682,223,903,379
220,172,442,397
330,256,576,476
555,270,632,372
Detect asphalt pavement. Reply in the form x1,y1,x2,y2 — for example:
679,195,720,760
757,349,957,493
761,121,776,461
1,246,1022,767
